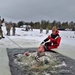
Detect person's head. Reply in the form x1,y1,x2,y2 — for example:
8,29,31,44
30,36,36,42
52,26,57,34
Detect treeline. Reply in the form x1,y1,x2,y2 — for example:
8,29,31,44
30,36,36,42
17,20,75,31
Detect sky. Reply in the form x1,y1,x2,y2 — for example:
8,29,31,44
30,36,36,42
0,0,75,22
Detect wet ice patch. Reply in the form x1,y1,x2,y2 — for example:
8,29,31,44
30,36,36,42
13,52,69,75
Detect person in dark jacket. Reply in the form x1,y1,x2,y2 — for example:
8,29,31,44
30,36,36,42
41,26,61,51
0,18,5,39
12,23,16,36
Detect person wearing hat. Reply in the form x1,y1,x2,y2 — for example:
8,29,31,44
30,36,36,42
39,26,61,52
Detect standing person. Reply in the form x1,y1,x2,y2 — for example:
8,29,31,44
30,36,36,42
46,27,49,34
5,22,12,36
38,26,61,53
12,23,16,36
40,27,43,33
0,18,5,39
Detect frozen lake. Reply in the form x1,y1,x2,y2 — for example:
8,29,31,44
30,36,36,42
1,27,75,59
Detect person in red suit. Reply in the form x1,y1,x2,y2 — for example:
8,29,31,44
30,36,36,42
40,26,61,51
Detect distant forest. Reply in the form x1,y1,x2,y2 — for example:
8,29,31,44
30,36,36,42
17,20,75,31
